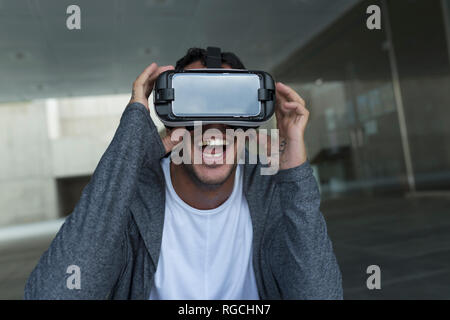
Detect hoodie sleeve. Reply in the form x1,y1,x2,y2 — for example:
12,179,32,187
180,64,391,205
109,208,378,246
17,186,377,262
24,102,165,299
268,161,343,299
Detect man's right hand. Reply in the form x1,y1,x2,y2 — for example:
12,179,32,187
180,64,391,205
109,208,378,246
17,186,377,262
129,62,174,111
129,63,186,154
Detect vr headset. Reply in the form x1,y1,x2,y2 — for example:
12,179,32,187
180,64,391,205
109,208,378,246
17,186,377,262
153,47,276,130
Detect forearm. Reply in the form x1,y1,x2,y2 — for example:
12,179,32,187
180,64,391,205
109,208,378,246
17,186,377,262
270,161,343,299
24,102,164,299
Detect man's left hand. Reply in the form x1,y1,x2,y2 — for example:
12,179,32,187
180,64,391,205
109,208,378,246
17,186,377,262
275,82,309,170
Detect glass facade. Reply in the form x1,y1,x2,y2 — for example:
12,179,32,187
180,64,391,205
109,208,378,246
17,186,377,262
273,0,450,198
388,0,450,191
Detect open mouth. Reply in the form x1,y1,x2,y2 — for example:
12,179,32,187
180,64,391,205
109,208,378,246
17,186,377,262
196,137,230,165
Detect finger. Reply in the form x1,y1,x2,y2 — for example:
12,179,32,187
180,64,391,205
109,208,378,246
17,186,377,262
170,127,188,142
276,101,298,119
285,102,310,127
275,97,287,122
163,127,188,153
147,65,174,84
276,82,305,104
143,65,175,97
135,63,158,85
275,103,283,121
283,101,308,116
275,84,287,106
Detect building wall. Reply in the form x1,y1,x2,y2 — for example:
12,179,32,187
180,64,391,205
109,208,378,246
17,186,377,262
0,101,57,225
0,94,165,226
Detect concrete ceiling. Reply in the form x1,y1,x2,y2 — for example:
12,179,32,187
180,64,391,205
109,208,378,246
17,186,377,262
0,0,360,102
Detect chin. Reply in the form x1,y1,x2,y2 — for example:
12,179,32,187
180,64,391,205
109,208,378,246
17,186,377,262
191,163,236,186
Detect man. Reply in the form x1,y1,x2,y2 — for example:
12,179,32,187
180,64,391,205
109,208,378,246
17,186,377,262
24,48,342,299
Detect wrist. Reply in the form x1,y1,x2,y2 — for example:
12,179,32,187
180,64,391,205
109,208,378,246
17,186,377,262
129,98,148,109
279,137,307,170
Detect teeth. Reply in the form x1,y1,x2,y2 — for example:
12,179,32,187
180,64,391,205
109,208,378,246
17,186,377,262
203,152,223,158
197,139,229,147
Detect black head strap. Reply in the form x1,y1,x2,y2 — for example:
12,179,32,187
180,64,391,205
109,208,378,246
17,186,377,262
205,46,222,68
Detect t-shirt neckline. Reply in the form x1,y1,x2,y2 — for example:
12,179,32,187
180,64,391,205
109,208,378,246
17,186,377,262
161,157,241,215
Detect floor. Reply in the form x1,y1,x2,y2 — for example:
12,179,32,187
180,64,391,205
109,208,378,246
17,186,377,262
322,195,450,299
0,236,56,299
0,195,449,299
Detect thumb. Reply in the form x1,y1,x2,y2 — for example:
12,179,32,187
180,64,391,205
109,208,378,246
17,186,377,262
162,127,187,154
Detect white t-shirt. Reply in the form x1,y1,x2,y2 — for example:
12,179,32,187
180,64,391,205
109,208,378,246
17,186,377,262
149,157,259,300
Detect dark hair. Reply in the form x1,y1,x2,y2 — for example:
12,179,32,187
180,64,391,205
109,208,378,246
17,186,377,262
175,47,246,71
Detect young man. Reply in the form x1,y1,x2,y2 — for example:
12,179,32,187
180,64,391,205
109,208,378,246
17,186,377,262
24,48,343,299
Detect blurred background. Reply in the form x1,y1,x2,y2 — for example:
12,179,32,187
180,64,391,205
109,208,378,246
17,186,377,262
0,0,449,299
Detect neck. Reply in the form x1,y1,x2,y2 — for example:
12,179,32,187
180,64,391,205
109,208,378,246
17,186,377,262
169,162,236,210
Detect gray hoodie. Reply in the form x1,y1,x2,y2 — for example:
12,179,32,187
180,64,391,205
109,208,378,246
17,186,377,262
24,102,343,300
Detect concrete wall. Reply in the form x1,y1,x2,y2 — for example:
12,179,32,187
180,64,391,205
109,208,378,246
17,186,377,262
0,100,57,225
0,94,165,227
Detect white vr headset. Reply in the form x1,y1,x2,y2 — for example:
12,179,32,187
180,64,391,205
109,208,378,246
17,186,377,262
153,47,276,129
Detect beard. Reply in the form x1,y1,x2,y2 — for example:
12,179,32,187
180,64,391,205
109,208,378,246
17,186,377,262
182,162,237,191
